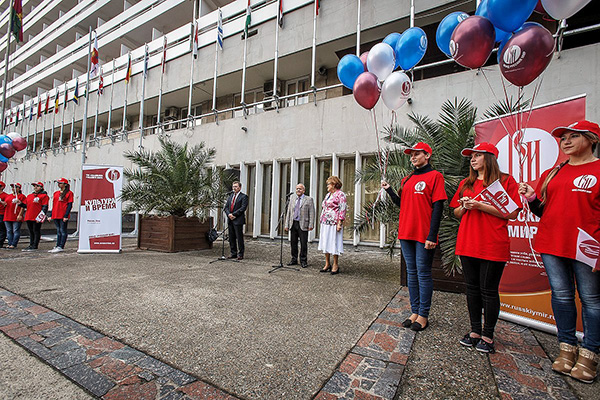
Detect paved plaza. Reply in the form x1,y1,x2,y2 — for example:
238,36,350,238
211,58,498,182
0,238,597,399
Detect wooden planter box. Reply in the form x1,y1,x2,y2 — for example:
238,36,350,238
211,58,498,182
401,247,466,294
138,215,213,253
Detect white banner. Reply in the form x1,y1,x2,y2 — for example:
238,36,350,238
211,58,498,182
77,165,123,253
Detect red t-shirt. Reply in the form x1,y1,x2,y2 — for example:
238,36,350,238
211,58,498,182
0,191,7,215
534,160,600,259
398,170,447,243
24,192,50,221
450,176,521,262
3,193,26,221
52,190,74,219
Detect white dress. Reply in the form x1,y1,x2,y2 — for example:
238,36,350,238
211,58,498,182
317,190,347,255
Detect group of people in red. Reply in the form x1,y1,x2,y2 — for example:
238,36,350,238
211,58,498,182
0,178,74,253
383,120,599,384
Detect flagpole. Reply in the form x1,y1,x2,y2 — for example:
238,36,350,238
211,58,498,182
108,59,115,136
0,2,13,135
123,53,130,132
187,2,197,122
25,100,30,156
356,0,361,56
212,9,221,118
33,98,38,152
50,90,56,149
94,75,100,141
19,103,24,137
273,0,280,109
82,27,92,163
158,36,166,130
310,0,317,90
139,43,147,149
41,95,46,150
60,83,66,147
70,88,75,144
410,0,415,27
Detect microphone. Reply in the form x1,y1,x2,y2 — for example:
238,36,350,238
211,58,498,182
285,192,294,197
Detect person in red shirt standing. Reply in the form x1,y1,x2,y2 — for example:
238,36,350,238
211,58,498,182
0,181,7,248
4,183,26,249
519,120,600,383
381,142,447,332
20,182,49,252
49,178,73,253
449,143,521,353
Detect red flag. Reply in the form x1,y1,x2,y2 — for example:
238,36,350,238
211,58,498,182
99,69,104,95
278,0,284,28
44,95,50,114
55,89,59,113
91,33,99,77
193,22,198,59
162,36,167,74
316,0,320,16
37,96,42,118
478,179,519,217
125,53,131,83
11,0,23,42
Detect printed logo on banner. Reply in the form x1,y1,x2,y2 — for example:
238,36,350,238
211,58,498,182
106,168,121,183
579,240,600,259
497,128,559,184
573,175,597,191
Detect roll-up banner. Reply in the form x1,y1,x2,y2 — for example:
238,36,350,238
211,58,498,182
77,165,123,253
474,95,586,335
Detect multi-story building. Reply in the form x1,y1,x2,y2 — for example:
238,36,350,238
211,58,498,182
1,0,598,245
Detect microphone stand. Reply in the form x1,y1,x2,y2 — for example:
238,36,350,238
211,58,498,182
269,194,298,273
210,193,239,264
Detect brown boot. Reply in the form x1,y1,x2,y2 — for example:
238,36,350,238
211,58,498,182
570,348,598,384
552,343,578,375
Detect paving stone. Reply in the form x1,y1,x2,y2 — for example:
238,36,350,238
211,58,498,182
138,370,155,381
160,390,186,400
104,381,158,400
167,369,197,386
322,371,352,395
63,363,115,397
36,311,64,322
178,381,237,399
99,357,143,382
13,300,37,308
0,315,18,327
6,326,33,339
135,356,178,377
58,318,104,340
16,336,56,361
50,339,82,354
42,329,78,347
0,289,15,297
24,305,49,315
109,346,146,363
20,316,43,327
47,348,87,370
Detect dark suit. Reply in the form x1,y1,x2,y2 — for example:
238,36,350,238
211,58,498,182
224,191,248,257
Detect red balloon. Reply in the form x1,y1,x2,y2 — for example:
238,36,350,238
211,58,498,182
450,16,495,69
10,136,27,151
500,25,555,87
0,143,15,158
353,72,380,110
359,52,369,72
0,161,6,172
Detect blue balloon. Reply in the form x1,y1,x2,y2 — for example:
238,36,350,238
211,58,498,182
383,33,402,69
496,35,511,64
337,54,365,90
395,27,428,71
0,153,8,163
476,0,511,43
487,0,537,33
0,135,11,145
436,11,469,57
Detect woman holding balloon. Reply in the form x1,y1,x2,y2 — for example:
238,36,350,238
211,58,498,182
4,183,26,249
519,120,600,383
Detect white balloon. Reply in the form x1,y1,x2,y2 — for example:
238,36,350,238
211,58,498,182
12,149,26,160
541,0,591,19
6,132,22,140
366,43,396,82
381,72,412,110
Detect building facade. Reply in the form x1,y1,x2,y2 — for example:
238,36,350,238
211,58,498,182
1,0,599,245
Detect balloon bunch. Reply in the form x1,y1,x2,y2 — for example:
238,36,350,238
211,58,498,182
434,0,591,88
0,132,28,173
336,27,428,111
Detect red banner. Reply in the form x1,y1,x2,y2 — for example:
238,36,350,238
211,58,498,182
474,95,586,331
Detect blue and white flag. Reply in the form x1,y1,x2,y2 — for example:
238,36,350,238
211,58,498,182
217,8,223,50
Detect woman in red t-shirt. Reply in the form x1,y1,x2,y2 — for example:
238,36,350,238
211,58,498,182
519,120,600,383
381,142,447,332
20,182,50,251
449,143,521,354
49,178,73,253
4,183,26,249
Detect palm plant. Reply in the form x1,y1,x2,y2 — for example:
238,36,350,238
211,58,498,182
355,98,477,276
121,137,226,218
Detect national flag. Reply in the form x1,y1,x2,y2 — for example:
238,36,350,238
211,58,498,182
316,0,320,16
576,228,600,272
44,94,50,114
54,88,59,113
278,0,284,29
98,69,104,95
37,96,42,118
162,36,168,73
90,32,100,77
73,80,80,105
10,109,14,124
143,44,148,79
478,179,519,217
29,101,33,121
192,22,199,59
217,8,223,50
244,0,252,37
64,86,68,106
11,0,23,42
15,107,19,127
125,53,131,83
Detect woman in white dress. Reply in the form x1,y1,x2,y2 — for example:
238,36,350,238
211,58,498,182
318,176,347,275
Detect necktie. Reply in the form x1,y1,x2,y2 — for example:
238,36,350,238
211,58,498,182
293,197,302,220
230,193,237,212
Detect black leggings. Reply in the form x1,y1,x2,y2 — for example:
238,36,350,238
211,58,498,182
460,256,506,340
26,220,42,249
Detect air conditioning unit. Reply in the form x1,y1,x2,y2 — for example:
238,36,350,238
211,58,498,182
263,79,282,97
164,107,179,120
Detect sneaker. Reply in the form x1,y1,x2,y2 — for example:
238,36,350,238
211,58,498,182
21,246,35,252
49,247,64,253
459,334,480,348
570,348,598,384
48,247,58,253
552,343,578,375
476,339,495,354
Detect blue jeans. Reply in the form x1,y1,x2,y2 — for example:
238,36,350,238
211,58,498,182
541,254,600,353
54,219,68,249
400,240,434,318
4,221,22,247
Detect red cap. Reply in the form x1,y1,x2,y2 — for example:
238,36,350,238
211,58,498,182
403,142,432,155
56,178,69,184
551,120,600,138
461,142,499,158
32,182,44,188
10,183,22,188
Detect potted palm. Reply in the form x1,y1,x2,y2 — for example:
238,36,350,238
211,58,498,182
121,137,225,252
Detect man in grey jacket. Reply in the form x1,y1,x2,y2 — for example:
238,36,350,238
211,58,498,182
284,183,315,268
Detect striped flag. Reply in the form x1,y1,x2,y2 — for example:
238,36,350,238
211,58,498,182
90,33,100,77
64,86,68,105
217,8,223,50
143,45,148,79
73,80,80,105
29,101,33,121
244,0,252,37
55,88,59,113
11,0,23,42
99,69,104,95
193,22,199,59
162,36,168,73
125,53,131,83
278,0,283,29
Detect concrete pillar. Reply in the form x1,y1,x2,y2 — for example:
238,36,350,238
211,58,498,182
332,153,339,176
308,155,317,242
353,151,361,246
253,161,262,238
239,162,248,234
270,159,280,239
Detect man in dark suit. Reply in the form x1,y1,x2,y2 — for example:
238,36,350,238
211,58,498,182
224,181,248,260
284,183,315,268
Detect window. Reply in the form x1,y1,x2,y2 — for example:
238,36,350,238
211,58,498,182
361,155,381,242
285,76,310,107
261,163,273,235
339,158,356,240
297,160,311,196
234,89,265,118
246,164,256,234
279,162,291,228
315,158,332,236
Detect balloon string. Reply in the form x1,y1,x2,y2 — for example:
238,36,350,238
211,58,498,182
520,197,544,269
479,68,516,139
